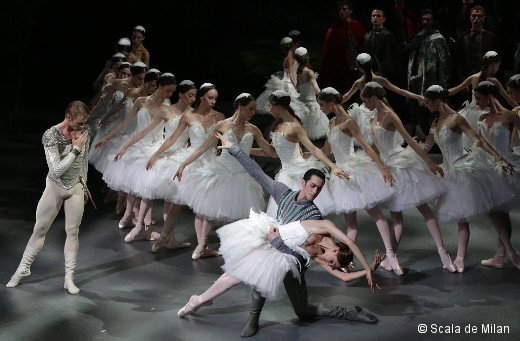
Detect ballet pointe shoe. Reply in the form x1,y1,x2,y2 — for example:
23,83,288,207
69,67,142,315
199,247,222,259
509,253,520,271
143,225,160,241
6,246,39,288
118,212,135,229
124,226,142,243
386,254,404,276
439,250,456,273
178,295,213,318
64,252,80,295
453,257,465,273
151,235,169,253
166,239,191,250
481,255,504,269
379,258,393,272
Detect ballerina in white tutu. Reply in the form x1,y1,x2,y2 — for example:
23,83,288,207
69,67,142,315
448,51,518,149
252,90,349,218
177,211,379,318
293,47,330,140
174,93,277,223
341,53,422,147
468,82,520,271
256,37,308,119
362,82,457,272
316,87,404,275
145,83,225,259
422,84,517,272
505,75,520,147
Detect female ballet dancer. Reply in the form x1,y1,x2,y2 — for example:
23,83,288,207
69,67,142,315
145,83,225,258
422,84,517,272
110,73,183,243
341,53,422,146
471,82,520,270
174,93,276,223
362,82,456,272
102,73,176,240
177,211,378,318
254,90,349,218
449,51,518,148
127,25,150,67
316,87,403,275
6,102,90,294
142,80,197,252
293,47,330,140
506,75,520,146
256,37,308,119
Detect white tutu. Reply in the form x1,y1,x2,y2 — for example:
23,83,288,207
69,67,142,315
181,131,265,222
266,129,335,217
297,82,329,140
372,124,445,212
217,210,303,301
458,94,490,149
348,103,404,147
327,126,394,214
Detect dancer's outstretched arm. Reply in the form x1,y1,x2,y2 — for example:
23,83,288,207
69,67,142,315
146,114,190,169
315,249,384,283
114,115,164,160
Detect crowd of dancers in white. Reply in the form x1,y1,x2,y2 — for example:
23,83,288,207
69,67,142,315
6,29,520,336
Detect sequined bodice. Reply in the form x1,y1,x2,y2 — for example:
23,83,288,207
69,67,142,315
433,125,465,168
189,120,217,159
271,129,306,169
298,82,317,102
328,125,353,164
136,107,165,144
371,123,404,160
164,115,188,151
479,122,513,160
216,130,254,173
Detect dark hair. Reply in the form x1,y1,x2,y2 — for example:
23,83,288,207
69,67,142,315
337,243,353,268
317,90,342,104
337,0,353,10
233,93,256,109
470,5,486,16
474,81,498,97
280,40,294,56
157,73,176,87
303,168,326,182
65,101,89,119
130,63,147,76
144,70,161,83
424,88,449,102
361,84,392,109
295,49,312,74
288,30,301,45
116,38,131,53
194,84,217,108
178,80,197,94
133,25,146,36
421,8,434,18
479,52,501,82
111,54,126,64
267,92,302,124
507,75,520,90
357,55,373,82
118,62,131,71
372,7,385,17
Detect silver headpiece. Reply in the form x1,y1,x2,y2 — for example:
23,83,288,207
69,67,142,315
365,81,383,89
112,53,126,59
477,80,495,88
356,53,371,64
118,38,131,46
321,87,340,95
236,93,253,101
179,80,195,86
294,47,308,57
288,30,301,36
160,72,175,78
147,68,161,74
133,25,145,33
200,82,214,89
271,90,290,98
483,51,498,58
426,85,444,93
280,37,292,45
132,62,147,68
509,74,520,82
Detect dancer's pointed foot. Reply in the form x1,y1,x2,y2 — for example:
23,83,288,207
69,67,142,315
143,225,160,241
379,258,393,272
124,226,141,243
151,235,169,253
6,268,31,288
387,254,404,276
481,255,504,269
439,251,456,273
453,256,465,273
509,253,520,271
178,295,213,318
199,247,221,258
166,239,191,250
118,212,135,229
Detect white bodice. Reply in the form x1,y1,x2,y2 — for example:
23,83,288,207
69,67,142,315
479,121,513,160
371,123,404,160
215,130,254,173
298,82,317,102
164,115,189,151
188,120,217,159
327,125,353,164
433,125,465,168
270,128,306,169
279,220,311,264
136,107,165,144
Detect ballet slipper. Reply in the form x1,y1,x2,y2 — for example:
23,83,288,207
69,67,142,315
124,226,142,243
199,247,222,258
439,251,456,273
453,256,465,273
166,239,191,250
481,255,504,269
151,235,169,253
379,258,393,272
509,253,520,271
118,212,135,229
178,295,213,318
191,245,205,260
386,254,404,276
143,225,160,241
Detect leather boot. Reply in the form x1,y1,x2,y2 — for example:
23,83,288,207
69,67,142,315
64,251,80,294
6,246,39,287
241,292,266,337
316,304,378,323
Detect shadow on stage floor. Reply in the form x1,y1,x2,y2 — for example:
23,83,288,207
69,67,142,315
0,127,519,341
